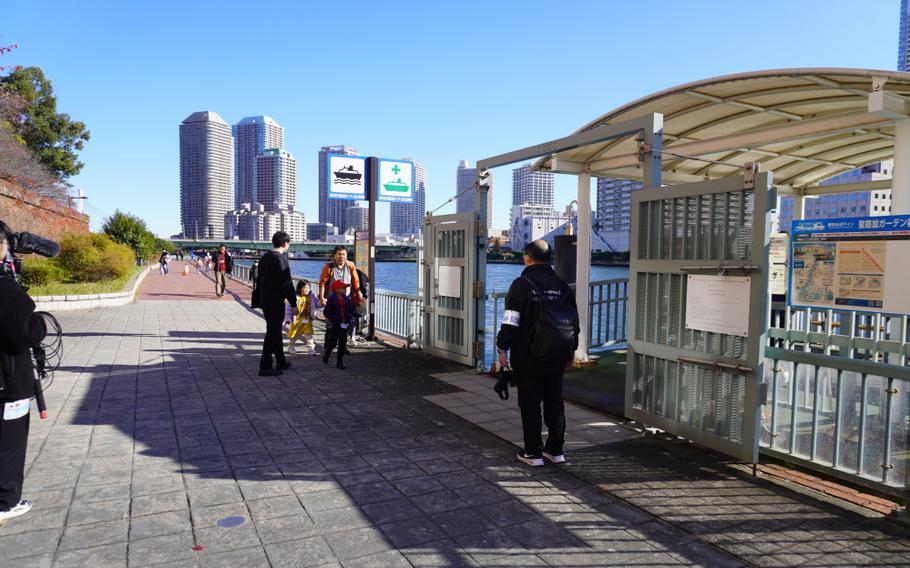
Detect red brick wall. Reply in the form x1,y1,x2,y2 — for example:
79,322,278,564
0,180,89,242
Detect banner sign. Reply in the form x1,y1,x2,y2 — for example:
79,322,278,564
789,215,910,313
328,154,367,200
377,159,414,203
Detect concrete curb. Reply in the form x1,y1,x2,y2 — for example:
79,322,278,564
31,264,154,312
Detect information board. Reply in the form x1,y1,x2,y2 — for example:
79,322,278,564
768,232,789,296
354,230,369,275
377,159,414,203
685,275,751,337
328,154,367,200
790,216,910,314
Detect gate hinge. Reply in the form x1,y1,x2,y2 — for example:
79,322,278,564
743,162,760,189
472,341,483,360
473,281,485,298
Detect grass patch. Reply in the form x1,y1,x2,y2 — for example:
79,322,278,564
27,266,143,297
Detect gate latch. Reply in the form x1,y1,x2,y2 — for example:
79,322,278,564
743,162,760,189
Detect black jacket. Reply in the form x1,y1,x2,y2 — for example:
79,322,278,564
213,251,233,274
256,250,296,308
496,263,579,366
0,275,47,402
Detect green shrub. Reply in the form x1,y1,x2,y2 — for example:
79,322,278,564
18,258,66,287
56,233,136,282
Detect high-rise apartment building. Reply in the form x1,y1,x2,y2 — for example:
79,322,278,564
233,116,284,207
179,111,233,239
390,158,426,236
901,0,910,71
255,148,297,212
319,145,360,232
512,163,554,208
596,177,640,232
344,205,369,232
455,160,492,234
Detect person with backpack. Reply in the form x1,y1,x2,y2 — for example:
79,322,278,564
496,239,579,467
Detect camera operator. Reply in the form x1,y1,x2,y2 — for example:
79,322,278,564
0,220,48,524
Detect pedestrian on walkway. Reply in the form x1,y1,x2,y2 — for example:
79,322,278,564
255,232,298,377
318,246,362,353
322,280,353,370
286,279,319,355
204,252,212,272
497,239,579,467
0,220,47,525
213,244,233,297
350,268,370,344
158,250,170,275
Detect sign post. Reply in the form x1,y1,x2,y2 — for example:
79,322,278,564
366,157,378,340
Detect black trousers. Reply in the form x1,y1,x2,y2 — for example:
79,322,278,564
260,304,287,371
323,326,347,363
0,410,29,511
514,360,566,455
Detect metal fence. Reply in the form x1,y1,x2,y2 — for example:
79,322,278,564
373,290,423,347
763,304,909,496
489,278,630,350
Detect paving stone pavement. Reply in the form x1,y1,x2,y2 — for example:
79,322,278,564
1,299,907,567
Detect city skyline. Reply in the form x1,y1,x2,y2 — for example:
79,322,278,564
5,1,900,237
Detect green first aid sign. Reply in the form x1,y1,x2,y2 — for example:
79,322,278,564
378,159,413,203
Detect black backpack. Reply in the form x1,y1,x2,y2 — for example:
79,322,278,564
520,276,577,363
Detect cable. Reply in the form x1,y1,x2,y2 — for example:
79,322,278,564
428,183,479,216
643,145,751,170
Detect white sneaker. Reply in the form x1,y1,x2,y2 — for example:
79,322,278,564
308,349,318,356
288,346,297,354
517,452,544,467
0,500,32,524
542,451,566,464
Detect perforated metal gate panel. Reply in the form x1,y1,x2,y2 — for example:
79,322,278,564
626,173,773,462
423,212,476,366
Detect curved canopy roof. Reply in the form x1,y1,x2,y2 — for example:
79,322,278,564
535,68,910,189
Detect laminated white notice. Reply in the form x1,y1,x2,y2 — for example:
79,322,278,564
3,399,29,421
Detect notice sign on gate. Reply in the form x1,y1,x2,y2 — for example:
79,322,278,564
328,154,367,200
790,216,910,313
685,275,751,337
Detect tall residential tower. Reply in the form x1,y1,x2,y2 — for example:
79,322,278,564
233,116,284,206
455,160,492,235
511,163,554,208
179,111,233,239
390,158,426,236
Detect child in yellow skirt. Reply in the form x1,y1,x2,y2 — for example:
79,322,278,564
286,279,319,355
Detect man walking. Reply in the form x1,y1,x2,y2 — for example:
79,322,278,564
213,244,233,297
497,240,579,467
255,232,297,377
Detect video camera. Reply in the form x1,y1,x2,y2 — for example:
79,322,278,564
0,223,62,419
1,230,61,282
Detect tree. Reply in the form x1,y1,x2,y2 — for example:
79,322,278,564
0,67,90,179
102,210,155,260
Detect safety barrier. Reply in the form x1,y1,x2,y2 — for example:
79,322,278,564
373,290,423,347
763,304,909,498
489,278,630,351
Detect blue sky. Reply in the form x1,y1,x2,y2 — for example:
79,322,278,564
3,0,901,236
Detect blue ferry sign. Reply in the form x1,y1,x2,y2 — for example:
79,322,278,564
789,215,910,313
377,159,414,203
328,154,367,200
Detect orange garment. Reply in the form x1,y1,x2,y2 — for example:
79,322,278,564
318,260,362,304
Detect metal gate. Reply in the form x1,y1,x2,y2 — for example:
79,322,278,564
423,212,476,366
626,171,774,462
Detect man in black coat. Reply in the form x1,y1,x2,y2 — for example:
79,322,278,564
255,231,297,377
0,220,47,524
497,240,579,468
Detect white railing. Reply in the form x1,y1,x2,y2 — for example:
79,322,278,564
373,290,423,347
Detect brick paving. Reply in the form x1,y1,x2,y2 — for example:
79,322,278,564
137,261,251,303
1,288,908,566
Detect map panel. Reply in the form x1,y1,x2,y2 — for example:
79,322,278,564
791,242,835,307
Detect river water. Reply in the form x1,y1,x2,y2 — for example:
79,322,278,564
237,258,629,364
238,258,628,296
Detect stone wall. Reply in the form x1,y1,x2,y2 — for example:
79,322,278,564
0,180,89,241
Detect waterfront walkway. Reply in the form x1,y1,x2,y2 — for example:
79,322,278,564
2,273,908,567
